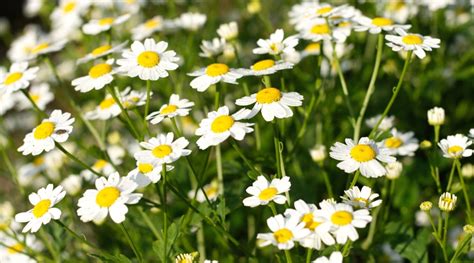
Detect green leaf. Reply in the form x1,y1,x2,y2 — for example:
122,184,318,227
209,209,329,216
152,221,181,262
88,253,131,263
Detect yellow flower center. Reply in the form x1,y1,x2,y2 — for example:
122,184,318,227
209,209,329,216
205,185,219,197
98,17,114,26
33,157,44,166
301,213,321,230
138,163,154,174
252,59,275,71
30,94,40,103
350,144,376,162
152,145,173,158
137,51,160,68
88,63,112,78
34,122,55,140
145,19,160,29
256,87,282,104
402,34,423,45
7,243,24,254
448,145,463,155
99,97,116,109
63,2,76,13
354,197,368,204
330,211,353,226
160,104,178,114
210,115,234,133
91,44,112,56
273,228,293,243
31,43,49,54
385,137,403,149
32,199,51,218
305,43,321,52
205,63,229,77
372,17,393,27
96,187,120,207
4,72,23,85
338,21,351,28
93,159,108,170
316,6,333,15
310,23,330,35
442,197,453,204
270,43,278,52
258,187,278,201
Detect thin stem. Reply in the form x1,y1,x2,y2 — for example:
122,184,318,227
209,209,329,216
55,143,102,177
230,140,261,175
354,34,384,141
305,248,313,263
107,86,142,140
263,76,271,87
269,203,278,216
434,125,440,144
144,79,152,133
39,228,60,262
216,145,224,196
368,51,413,138
446,160,457,192
348,170,360,189
120,223,143,262
456,160,472,223
20,89,47,118
450,233,473,263
137,208,160,240
162,164,168,262
197,223,206,261
55,220,99,250
273,121,283,178
0,146,23,194
284,250,293,263
321,168,333,198
342,240,352,256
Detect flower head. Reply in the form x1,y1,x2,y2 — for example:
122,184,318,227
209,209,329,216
135,132,191,164
341,186,382,209
438,134,472,159
188,63,242,92
0,62,39,95
438,192,457,212
257,214,310,250
385,28,441,59
243,176,291,207
420,201,433,211
82,14,130,35
253,29,298,56
427,106,445,126
147,94,194,125
72,59,116,93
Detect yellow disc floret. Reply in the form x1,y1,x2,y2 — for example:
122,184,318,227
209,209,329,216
371,17,393,27
4,72,23,85
88,63,112,78
252,59,275,71
137,51,160,68
205,63,229,77
402,34,423,45
32,199,51,218
256,87,282,104
273,228,293,243
34,122,55,140
96,187,120,207
210,115,234,133
350,144,376,162
330,211,353,226
152,145,173,158
258,187,278,201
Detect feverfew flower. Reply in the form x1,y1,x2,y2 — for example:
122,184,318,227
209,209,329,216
132,16,164,40
77,172,142,224
188,179,220,203
235,87,303,122
60,174,82,195
0,234,42,263
257,214,310,250
15,184,66,233
117,38,179,80
127,157,173,188
329,137,396,178
0,62,38,95
365,114,395,131
199,38,227,58
427,106,445,126
237,59,293,76
312,251,343,263
195,106,253,150
252,29,298,56
318,202,372,244
82,14,130,35
381,128,419,156
341,186,382,209
385,28,441,59
134,132,191,164
438,134,473,159
176,12,206,31
84,94,121,120
188,63,242,92
217,21,238,41
17,83,54,110
77,42,128,64
310,145,327,163
354,16,410,34
71,59,116,93
18,110,74,156
438,192,457,212
243,176,291,207
146,94,194,125
385,161,403,180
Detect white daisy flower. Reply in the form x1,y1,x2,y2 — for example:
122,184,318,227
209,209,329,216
341,186,382,210
14,184,66,233
120,87,147,109
237,59,293,76
253,29,299,56
134,132,191,164
25,39,67,61
318,202,372,244
60,174,82,196
385,28,441,59
312,251,343,263
0,92,16,115
385,161,403,180
0,234,42,263
243,175,291,207
188,63,242,92
132,16,164,40
117,38,179,80
0,62,39,95
310,144,327,163
235,87,303,122
82,14,131,35
84,94,121,120
383,0,418,24
175,12,206,31
77,41,128,64
16,83,54,111
81,159,116,182
199,37,227,58
188,179,220,203
299,19,348,43
175,252,198,262
354,16,410,34
127,157,173,188
195,106,254,150
77,172,142,224
329,137,396,178
301,42,321,58
257,214,311,250
381,128,419,156
469,128,474,139
284,199,335,250
365,114,395,131
18,110,75,156
217,21,238,41
438,134,473,159
71,59,116,93
146,94,194,125
438,192,457,212
427,106,445,126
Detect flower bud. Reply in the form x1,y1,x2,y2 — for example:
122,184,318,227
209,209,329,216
427,107,445,126
461,163,474,179
420,140,432,149
438,192,457,212
420,201,433,211
463,224,474,234
309,145,326,163
386,161,403,180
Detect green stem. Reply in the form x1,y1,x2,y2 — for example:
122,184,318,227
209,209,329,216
361,206,380,250
434,125,440,144
273,121,283,178
230,140,261,175
348,170,360,189
55,220,99,250
456,160,472,223
144,79,152,133
138,208,160,240
368,50,413,138
107,86,142,140
39,228,60,262
263,76,271,87
284,250,293,263
120,223,143,262
216,145,224,196
446,160,457,192
354,34,384,141
321,168,333,198
162,164,168,262
442,212,449,249
20,89,47,118
55,143,102,177
197,223,206,261
305,248,313,263
269,203,278,216
342,240,352,256
450,233,472,263
0,145,23,194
